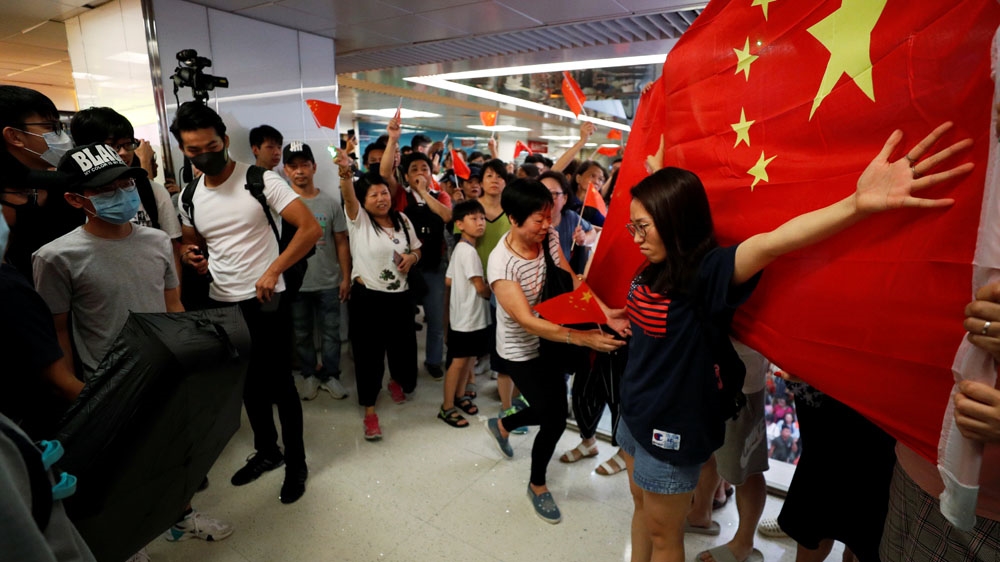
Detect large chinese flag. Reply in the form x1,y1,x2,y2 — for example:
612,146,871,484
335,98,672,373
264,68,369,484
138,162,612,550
588,0,997,462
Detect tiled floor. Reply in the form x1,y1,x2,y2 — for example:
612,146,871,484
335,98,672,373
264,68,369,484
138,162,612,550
147,347,842,562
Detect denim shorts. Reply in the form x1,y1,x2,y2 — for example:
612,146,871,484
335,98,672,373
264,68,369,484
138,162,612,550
616,418,703,495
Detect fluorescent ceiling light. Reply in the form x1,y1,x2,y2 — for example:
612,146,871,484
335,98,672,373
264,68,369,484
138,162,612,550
540,135,580,141
106,51,150,64
422,54,668,80
584,143,598,147
354,108,441,118
406,76,631,132
467,125,531,132
600,144,621,148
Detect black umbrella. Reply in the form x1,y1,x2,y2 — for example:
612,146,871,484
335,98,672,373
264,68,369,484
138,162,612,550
55,306,250,562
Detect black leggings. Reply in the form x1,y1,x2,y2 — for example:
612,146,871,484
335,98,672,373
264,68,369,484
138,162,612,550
348,284,417,407
497,357,567,486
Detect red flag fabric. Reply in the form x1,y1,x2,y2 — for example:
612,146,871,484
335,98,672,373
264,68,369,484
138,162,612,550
562,71,587,117
607,129,623,141
479,111,498,127
513,140,533,158
597,146,620,157
588,0,996,463
533,282,607,325
305,99,342,130
451,150,471,180
583,182,608,216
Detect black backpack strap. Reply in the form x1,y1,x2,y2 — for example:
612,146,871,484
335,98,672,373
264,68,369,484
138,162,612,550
0,423,52,532
181,175,200,228
244,165,281,245
135,176,159,229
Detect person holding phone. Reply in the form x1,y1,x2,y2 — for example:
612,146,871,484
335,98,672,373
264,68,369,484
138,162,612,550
334,142,422,441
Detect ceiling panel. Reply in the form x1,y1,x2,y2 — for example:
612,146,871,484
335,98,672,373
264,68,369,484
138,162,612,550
235,4,335,32
494,0,629,25
325,26,405,52
365,14,466,43
183,0,270,10
3,21,69,50
376,0,488,14
278,0,408,27
420,2,539,34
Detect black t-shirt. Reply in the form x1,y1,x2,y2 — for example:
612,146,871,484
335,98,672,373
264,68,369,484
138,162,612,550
621,245,760,465
0,263,69,440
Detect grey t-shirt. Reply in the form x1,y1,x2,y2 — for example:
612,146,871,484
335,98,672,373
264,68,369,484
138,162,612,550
32,225,178,379
299,189,347,292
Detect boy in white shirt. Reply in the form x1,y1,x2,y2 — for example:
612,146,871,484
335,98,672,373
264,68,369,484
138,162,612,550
440,200,491,427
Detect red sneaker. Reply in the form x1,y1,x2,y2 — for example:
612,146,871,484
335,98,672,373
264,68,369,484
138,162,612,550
363,413,382,441
387,380,406,404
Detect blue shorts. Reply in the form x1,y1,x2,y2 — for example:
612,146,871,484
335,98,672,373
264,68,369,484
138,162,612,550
616,418,703,495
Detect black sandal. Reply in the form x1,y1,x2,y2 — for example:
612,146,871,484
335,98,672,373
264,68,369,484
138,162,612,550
438,406,469,428
464,383,478,399
455,396,479,415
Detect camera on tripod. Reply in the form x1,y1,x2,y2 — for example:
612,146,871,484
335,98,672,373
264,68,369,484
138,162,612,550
170,49,228,104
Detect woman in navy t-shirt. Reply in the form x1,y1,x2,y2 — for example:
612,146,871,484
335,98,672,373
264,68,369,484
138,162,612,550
618,123,971,562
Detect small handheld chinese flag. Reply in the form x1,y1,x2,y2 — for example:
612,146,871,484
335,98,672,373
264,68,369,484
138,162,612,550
583,183,607,216
451,150,471,180
513,140,533,158
561,71,587,117
479,111,498,127
305,99,341,130
607,129,623,141
533,281,607,325
597,146,620,157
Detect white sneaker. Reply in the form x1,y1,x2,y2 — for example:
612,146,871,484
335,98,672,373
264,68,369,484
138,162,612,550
298,375,320,401
126,548,150,562
319,377,348,399
165,511,234,542
474,356,490,375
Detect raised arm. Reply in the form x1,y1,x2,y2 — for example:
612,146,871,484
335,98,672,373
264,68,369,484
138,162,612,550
552,122,596,173
381,118,402,193
411,174,453,223
335,145,361,221
732,122,974,285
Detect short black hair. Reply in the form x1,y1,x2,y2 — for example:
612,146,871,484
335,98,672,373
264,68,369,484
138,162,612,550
249,125,282,148
517,163,540,178
0,85,58,151
401,146,413,156
453,199,485,222
401,151,433,176
468,151,485,163
538,170,569,193
70,107,134,146
169,102,227,146
523,154,544,164
481,158,510,184
501,178,553,225
363,141,387,165
410,134,432,150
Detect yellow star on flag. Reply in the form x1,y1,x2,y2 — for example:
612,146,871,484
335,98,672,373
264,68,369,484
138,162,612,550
733,37,758,81
806,0,888,119
581,291,593,303
748,151,777,190
751,0,778,20
731,108,755,148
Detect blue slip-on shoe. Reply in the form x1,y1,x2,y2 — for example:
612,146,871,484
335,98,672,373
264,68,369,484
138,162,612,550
486,418,514,458
527,485,562,524
501,407,529,435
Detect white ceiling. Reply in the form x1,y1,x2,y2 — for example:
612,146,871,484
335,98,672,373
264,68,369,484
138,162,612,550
0,0,703,142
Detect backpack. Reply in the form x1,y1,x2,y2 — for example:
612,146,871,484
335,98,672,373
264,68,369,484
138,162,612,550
181,165,315,298
135,175,159,230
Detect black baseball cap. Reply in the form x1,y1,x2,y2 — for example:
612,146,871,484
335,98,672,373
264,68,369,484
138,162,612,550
282,141,315,164
56,143,146,193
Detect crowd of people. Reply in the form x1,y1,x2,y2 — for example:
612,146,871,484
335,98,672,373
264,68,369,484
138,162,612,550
1,80,997,562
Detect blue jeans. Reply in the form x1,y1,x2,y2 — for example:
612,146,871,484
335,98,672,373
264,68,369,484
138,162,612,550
420,261,447,367
291,289,342,380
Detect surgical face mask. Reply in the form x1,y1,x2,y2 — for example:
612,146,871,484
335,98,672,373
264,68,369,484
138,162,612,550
22,129,74,167
190,147,229,176
0,210,9,258
86,185,140,225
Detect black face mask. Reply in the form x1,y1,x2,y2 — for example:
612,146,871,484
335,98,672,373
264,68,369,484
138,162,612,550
190,147,229,176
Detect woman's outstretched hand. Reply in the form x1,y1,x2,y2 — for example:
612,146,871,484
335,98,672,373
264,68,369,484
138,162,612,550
855,122,973,214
